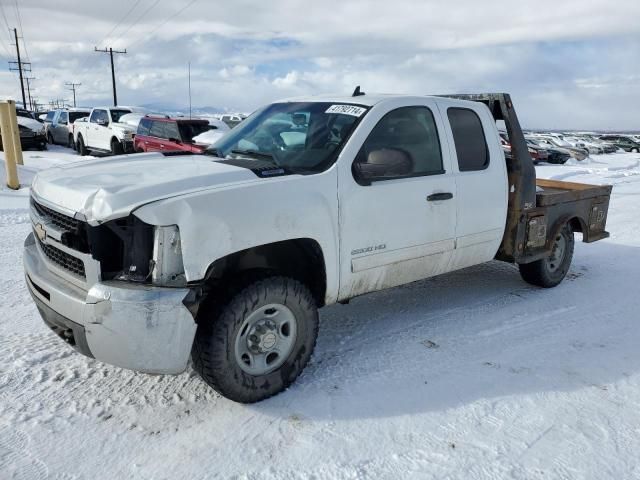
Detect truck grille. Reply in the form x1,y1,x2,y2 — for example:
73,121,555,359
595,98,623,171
31,197,81,232
37,236,86,279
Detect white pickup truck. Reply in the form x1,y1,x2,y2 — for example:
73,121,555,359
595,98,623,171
24,92,612,403
73,106,135,156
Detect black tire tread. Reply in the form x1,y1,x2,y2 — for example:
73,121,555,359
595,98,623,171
519,225,574,288
191,276,318,403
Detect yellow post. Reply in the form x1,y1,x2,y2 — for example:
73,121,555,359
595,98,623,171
0,100,20,189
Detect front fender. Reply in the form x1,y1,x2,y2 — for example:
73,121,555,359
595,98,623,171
132,169,340,304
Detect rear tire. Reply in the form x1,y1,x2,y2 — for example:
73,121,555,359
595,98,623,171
519,224,574,288
111,138,123,155
68,134,75,150
77,135,87,156
191,276,319,403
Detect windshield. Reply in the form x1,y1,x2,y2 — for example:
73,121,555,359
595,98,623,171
209,102,367,173
178,122,211,142
110,109,132,123
69,112,89,123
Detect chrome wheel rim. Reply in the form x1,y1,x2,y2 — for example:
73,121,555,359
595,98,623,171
546,233,566,272
234,303,297,375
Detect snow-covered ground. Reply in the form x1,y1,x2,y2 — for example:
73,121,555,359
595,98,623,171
1,148,640,479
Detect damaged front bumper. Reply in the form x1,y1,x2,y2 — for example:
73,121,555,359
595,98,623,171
23,232,198,374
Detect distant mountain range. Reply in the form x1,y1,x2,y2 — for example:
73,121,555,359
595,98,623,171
138,102,245,116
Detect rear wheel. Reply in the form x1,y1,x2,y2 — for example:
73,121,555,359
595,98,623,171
68,134,75,150
111,138,123,155
631,148,639,153
519,224,574,288
191,276,319,403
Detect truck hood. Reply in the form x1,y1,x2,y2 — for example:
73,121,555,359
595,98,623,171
31,153,258,224
111,122,136,133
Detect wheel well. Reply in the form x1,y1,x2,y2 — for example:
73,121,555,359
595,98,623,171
568,216,586,234
111,136,119,145
204,239,327,307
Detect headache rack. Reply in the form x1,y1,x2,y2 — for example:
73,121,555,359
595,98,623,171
438,93,612,264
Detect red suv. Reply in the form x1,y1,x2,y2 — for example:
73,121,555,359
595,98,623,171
134,116,212,153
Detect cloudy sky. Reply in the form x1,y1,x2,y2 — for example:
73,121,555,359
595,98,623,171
0,0,639,129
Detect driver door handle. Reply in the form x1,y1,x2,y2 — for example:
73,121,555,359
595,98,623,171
427,192,454,202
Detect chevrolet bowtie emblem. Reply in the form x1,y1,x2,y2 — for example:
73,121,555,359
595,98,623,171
34,223,47,242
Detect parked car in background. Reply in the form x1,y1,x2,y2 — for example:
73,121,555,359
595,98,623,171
525,137,570,164
46,108,91,147
535,135,588,160
191,117,231,147
577,135,617,153
135,115,213,153
563,136,604,155
74,107,135,155
599,135,640,152
219,113,247,128
0,116,47,151
16,107,41,122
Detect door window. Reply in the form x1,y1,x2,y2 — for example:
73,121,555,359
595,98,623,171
59,112,68,124
164,122,180,141
149,120,166,139
354,106,443,181
447,108,489,172
90,109,108,124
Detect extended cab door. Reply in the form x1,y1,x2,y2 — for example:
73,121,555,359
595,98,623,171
337,99,457,300
436,99,508,271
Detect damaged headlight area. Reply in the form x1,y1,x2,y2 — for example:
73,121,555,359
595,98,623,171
87,217,185,287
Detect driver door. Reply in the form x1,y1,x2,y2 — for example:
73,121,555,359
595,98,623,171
337,100,457,300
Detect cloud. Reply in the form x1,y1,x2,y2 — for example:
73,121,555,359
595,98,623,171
1,0,639,129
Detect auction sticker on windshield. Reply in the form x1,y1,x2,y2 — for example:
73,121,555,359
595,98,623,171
325,105,367,117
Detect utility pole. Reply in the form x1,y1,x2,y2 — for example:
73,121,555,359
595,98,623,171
25,77,35,110
9,28,29,109
65,82,81,107
94,47,126,106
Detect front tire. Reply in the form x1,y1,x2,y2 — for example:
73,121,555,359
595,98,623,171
519,224,574,288
47,132,54,145
192,276,319,403
111,138,123,155
77,135,87,156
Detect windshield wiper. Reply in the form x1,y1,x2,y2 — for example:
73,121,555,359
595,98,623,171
230,149,278,164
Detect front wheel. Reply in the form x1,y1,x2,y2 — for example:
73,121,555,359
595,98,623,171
76,136,87,156
111,138,123,155
192,276,319,403
47,132,54,145
631,148,639,153
519,224,574,288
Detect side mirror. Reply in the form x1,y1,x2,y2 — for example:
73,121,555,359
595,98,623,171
354,148,413,185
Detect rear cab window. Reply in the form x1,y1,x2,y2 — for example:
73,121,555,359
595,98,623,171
447,107,489,172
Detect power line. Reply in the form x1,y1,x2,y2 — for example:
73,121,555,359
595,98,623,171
13,0,28,62
110,0,162,47
65,82,81,107
94,47,127,106
96,0,143,47
128,0,199,50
